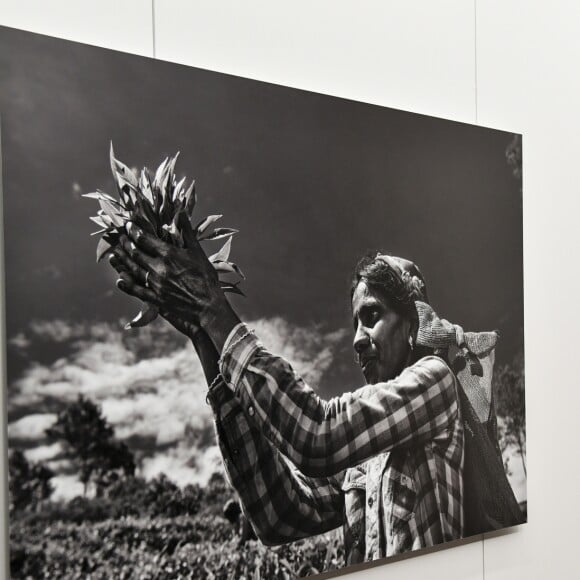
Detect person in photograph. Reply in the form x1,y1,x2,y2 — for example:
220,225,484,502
108,216,518,564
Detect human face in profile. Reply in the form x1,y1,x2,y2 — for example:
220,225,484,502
352,281,413,384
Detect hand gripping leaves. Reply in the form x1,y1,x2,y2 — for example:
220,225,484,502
85,144,244,328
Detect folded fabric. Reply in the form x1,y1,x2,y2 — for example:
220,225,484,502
415,300,498,423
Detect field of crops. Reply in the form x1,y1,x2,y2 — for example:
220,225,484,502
10,516,344,579
9,474,345,579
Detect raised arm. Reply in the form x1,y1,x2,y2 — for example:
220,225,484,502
218,324,459,478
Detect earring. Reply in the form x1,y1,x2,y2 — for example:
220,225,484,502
408,335,414,351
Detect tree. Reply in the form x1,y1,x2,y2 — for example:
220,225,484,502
493,354,526,476
8,450,54,512
45,395,135,496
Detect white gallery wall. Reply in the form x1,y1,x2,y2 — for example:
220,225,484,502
0,1,579,579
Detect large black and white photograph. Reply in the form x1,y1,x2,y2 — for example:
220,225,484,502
1,26,526,579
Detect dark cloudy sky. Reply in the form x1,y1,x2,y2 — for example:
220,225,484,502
0,26,524,390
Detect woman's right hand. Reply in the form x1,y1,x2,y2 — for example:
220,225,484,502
108,211,208,341
108,243,202,340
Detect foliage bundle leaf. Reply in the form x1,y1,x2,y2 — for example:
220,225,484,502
85,144,244,328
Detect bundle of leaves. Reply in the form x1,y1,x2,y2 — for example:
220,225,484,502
86,144,244,328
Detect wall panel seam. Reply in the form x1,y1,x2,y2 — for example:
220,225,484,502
152,0,156,58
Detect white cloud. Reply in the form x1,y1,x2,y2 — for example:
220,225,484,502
142,443,223,488
51,475,84,501
8,316,345,496
251,317,347,385
9,332,31,350
506,451,527,504
8,413,56,440
25,442,63,463
29,319,86,342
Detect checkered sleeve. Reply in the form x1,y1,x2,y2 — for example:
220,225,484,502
206,377,345,545
219,324,459,478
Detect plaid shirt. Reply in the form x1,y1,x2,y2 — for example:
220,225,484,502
206,323,464,563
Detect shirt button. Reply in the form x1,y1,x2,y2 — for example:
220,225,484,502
233,448,239,456
368,497,374,507
248,406,255,417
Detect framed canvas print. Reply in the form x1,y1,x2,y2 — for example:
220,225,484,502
0,26,526,579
